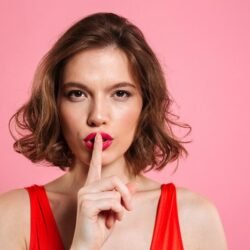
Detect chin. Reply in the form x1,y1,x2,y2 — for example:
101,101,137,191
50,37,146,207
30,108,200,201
101,149,126,165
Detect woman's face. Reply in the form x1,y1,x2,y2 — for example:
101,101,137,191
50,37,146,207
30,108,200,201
57,46,143,167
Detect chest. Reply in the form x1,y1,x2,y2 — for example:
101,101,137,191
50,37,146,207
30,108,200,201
54,193,160,250
100,204,158,250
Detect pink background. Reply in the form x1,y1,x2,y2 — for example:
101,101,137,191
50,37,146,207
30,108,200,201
1,1,249,249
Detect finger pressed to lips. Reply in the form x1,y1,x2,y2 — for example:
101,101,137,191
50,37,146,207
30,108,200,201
92,133,103,159
85,133,103,185
84,133,133,211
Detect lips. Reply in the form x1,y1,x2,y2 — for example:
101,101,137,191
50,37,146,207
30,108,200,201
84,132,113,142
83,132,113,151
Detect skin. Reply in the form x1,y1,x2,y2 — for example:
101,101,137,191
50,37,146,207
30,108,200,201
56,45,144,191
0,46,228,250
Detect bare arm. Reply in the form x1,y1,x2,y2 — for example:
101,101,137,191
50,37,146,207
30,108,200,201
0,189,29,250
177,188,228,250
192,199,228,250
201,201,228,249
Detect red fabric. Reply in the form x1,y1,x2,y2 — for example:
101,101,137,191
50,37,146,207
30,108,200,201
25,185,64,250
150,183,184,250
25,183,183,250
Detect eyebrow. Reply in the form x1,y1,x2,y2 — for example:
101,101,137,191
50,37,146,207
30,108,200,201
62,81,137,92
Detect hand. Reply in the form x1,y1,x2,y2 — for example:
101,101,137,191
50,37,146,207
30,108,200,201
70,133,137,250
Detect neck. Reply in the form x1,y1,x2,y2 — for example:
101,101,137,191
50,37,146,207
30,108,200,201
63,157,139,195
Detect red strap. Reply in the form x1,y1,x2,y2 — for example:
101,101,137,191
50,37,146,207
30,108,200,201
25,185,65,250
150,183,184,250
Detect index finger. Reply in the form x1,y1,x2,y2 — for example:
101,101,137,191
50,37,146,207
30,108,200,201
85,132,103,185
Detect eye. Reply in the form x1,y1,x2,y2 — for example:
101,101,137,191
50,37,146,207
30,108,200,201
65,90,86,101
113,90,132,99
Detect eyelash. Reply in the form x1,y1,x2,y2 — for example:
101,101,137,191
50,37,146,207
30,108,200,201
65,90,132,101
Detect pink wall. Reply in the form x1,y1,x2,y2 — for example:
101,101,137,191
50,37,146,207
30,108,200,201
1,1,249,249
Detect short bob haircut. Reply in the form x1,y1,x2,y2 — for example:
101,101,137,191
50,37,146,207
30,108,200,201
9,12,192,177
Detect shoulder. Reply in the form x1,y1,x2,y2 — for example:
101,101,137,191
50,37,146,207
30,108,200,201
175,186,228,250
0,188,30,249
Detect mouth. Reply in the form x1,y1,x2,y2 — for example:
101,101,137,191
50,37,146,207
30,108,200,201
89,137,108,143
84,132,113,142
83,132,113,151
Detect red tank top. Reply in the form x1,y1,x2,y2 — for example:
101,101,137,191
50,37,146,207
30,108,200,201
25,183,184,250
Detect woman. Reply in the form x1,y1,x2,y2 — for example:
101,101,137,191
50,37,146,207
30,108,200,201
0,12,227,249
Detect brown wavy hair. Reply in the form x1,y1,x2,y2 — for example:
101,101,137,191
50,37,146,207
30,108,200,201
9,12,192,176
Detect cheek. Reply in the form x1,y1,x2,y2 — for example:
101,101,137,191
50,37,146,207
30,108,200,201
115,105,141,131
58,103,84,136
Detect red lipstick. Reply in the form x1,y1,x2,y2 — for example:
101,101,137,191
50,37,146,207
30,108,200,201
83,132,113,151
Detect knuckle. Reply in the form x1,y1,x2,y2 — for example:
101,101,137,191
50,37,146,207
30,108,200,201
124,187,131,197
78,186,87,196
77,190,90,204
110,176,131,200
113,191,121,199
111,198,119,208
123,188,131,201
81,193,89,201
79,199,92,211
118,203,123,210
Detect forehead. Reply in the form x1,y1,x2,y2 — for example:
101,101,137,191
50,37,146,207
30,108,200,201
62,46,137,86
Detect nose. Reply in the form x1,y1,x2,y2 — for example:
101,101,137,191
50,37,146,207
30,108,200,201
87,98,108,127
